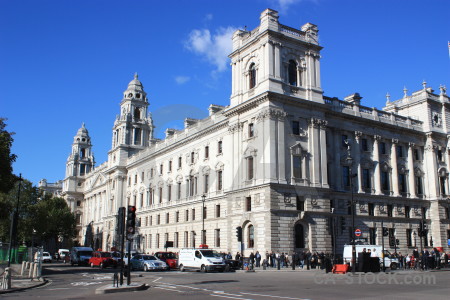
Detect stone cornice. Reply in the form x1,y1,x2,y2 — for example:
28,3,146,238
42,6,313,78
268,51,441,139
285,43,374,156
223,93,269,118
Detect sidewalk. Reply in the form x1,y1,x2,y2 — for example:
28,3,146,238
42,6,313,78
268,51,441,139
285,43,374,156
0,276,48,294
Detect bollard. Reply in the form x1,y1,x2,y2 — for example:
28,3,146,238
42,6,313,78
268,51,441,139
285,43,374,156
21,261,26,276
29,262,34,278
292,262,295,270
5,267,11,290
26,261,30,271
32,263,38,280
277,259,280,270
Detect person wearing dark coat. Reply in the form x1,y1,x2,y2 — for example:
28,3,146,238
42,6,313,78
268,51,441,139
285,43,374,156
249,252,255,268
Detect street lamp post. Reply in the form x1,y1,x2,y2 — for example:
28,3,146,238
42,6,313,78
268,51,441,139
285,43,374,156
202,194,206,245
413,231,417,248
345,140,357,275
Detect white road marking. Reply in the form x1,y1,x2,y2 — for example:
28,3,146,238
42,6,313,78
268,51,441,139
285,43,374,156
214,291,244,297
211,294,254,300
47,288,70,290
153,276,162,282
153,286,185,293
160,283,211,291
240,292,311,300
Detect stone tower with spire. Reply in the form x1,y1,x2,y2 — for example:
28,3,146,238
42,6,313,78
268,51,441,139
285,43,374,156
63,123,95,213
108,73,154,168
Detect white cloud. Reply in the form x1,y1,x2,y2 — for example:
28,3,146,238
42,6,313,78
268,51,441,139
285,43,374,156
185,26,236,73
204,14,213,22
273,0,310,13
175,76,190,84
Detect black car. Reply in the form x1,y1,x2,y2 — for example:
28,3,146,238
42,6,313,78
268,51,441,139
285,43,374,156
224,259,241,272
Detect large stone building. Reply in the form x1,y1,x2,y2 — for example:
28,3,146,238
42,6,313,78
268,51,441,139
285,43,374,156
60,9,450,256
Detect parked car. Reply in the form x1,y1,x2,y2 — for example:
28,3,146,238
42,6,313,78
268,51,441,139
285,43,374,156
130,254,168,271
35,251,52,263
89,251,117,269
70,247,93,266
155,252,178,269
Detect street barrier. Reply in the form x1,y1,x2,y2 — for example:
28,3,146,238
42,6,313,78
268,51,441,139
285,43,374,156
332,264,349,274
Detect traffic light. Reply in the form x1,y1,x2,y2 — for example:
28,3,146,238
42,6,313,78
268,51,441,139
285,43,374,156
236,226,242,242
389,235,395,247
340,217,346,231
382,227,389,236
126,205,136,237
396,239,400,246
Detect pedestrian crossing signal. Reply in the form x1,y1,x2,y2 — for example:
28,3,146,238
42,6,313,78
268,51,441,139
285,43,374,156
126,206,136,237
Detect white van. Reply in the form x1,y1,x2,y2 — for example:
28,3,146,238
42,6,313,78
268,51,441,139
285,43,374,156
343,245,399,270
58,249,70,259
178,248,226,272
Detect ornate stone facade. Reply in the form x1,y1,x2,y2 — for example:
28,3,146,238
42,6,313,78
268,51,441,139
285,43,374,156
56,9,450,257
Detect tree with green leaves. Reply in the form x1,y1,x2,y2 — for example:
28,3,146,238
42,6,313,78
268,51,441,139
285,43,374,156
31,195,77,249
0,118,17,194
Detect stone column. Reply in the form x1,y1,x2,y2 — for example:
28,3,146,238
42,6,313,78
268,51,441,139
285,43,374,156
354,131,363,193
408,143,417,198
319,121,329,188
424,133,439,198
309,118,321,186
274,42,281,79
277,110,288,184
391,139,400,197
373,135,382,195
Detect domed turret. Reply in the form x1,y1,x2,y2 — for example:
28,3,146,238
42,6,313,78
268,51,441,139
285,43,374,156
66,123,95,177
123,73,146,100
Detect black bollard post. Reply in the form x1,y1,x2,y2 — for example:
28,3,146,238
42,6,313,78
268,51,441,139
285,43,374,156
277,259,280,270
263,259,267,270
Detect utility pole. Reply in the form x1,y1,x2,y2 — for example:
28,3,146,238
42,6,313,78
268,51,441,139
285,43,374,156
7,174,22,267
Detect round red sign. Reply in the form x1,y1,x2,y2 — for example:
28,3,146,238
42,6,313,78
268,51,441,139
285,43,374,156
355,229,362,237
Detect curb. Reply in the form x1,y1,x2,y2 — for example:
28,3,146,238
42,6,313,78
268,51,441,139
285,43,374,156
95,283,148,294
0,278,49,294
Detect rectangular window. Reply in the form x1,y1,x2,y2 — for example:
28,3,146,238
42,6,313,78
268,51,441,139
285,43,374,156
204,174,209,193
134,174,137,184
437,150,443,162
205,146,209,159
215,229,220,247
405,205,410,218
177,182,181,199
140,193,143,208
397,145,404,158
342,166,350,187
168,185,172,201
191,152,195,164
399,174,406,193
248,157,254,180
416,177,423,195
368,203,374,216
174,232,179,248
293,156,302,178
149,234,152,248
387,204,393,217
141,171,144,182
169,160,172,172
380,142,387,155
156,234,160,248
381,171,389,191
150,216,152,226
296,196,304,211
160,163,163,175
134,128,141,145
166,212,169,224
217,171,223,191
176,211,179,223
414,149,420,161
216,204,221,218
159,187,163,203
178,156,182,168
150,168,154,177
245,197,251,212
218,141,223,154
157,214,160,225
406,229,412,247
292,121,300,135
192,208,196,221
184,231,188,247
363,169,371,189
369,228,376,245
249,123,254,137
361,138,368,151
185,209,189,221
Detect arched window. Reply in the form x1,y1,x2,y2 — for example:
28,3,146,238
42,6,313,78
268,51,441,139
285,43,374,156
249,63,256,89
248,225,254,248
294,223,305,248
134,108,140,119
288,60,297,86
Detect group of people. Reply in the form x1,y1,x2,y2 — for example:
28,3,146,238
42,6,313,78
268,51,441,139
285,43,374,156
396,248,448,270
220,250,333,270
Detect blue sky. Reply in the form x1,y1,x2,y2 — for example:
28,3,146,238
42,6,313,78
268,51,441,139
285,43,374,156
1,0,449,185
